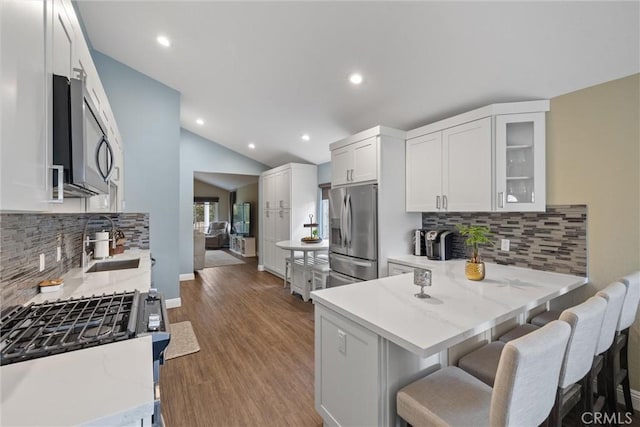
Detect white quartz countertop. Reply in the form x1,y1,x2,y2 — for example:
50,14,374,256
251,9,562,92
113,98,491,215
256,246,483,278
1,249,154,426
1,336,155,427
29,248,151,303
311,260,587,357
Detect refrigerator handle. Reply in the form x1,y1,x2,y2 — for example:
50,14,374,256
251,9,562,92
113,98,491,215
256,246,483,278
340,193,347,247
346,193,352,247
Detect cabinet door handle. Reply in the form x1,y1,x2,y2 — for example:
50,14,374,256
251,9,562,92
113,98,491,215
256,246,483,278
266,210,269,218
279,210,283,218
436,195,440,209
266,201,270,209
350,169,354,181
443,195,448,210
280,200,283,208
498,192,504,208
346,170,350,182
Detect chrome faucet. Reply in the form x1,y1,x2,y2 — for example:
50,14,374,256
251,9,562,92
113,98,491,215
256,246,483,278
81,215,117,267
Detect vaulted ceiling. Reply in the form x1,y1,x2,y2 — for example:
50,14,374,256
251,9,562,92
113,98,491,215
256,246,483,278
77,1,639,167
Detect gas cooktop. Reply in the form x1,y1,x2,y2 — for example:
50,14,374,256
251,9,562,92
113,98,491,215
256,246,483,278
0,291,139,366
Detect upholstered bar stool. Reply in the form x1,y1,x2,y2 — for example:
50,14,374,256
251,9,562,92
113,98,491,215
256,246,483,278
459,296,606,426
397,321,571,427
606,271,639,413
589,282,627,415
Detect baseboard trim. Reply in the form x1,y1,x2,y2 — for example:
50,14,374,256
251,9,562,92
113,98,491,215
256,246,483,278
616,385,640,412
165,297,182,309
179,273,195,281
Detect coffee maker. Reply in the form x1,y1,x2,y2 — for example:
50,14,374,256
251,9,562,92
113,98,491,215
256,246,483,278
425,230,454,260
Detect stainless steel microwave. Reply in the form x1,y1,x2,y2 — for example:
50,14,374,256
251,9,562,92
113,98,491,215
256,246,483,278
52,74,114,197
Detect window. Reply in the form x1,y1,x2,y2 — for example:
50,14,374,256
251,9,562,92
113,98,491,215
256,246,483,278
319,184,330,239
193,197,219,233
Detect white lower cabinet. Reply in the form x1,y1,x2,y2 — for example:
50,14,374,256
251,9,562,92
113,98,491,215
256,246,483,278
315,304,442,427
315,305,380,427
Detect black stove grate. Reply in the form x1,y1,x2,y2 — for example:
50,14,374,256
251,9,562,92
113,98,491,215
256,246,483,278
0,291,139,366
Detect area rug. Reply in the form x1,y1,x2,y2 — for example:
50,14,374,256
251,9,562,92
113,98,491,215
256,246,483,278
165,321,200,360
204,250,245,268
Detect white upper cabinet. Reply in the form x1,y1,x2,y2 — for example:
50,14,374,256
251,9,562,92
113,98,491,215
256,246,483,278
275,168,291,209
405,132,442,212
0,0,49,211
52,0,75,79
495,112,546,211
406,118,491,212
331,136,378,186
406,101,549,213
442,117,492,212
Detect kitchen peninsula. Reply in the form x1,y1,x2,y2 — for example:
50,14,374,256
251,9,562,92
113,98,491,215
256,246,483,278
310,260,587,427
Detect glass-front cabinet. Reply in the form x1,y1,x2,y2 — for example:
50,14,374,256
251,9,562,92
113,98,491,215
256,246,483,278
495,112,546,211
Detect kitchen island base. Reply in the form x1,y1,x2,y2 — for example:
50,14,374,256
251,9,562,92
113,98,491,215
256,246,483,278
315,304,442,427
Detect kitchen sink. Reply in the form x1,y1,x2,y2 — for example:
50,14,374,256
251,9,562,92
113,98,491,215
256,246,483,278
86,258,140,273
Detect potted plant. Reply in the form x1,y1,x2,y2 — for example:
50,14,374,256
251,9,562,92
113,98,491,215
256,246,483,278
456,224,494,281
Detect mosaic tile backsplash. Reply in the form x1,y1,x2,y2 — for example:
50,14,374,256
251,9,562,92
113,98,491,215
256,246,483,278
0,213,149,311
421,205,587,276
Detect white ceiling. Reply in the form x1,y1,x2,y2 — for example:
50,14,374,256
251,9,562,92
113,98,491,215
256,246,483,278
77,1,639,168
194,171,258,192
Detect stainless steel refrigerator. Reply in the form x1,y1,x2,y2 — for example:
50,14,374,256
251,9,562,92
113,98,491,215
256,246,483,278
328,183,378,286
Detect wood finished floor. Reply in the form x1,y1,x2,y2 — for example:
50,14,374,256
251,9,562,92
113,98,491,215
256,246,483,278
160,252,323,427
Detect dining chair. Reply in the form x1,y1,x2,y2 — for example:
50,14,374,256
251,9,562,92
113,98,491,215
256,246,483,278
397,320,570,427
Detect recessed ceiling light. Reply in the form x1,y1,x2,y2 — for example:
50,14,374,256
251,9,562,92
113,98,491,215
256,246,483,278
349,73,363,85
301,134,310,141
196,118,204,125
248,143,256,149
157,35,171,47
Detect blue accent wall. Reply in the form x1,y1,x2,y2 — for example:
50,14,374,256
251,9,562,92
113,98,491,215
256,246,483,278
317,161,331,184
179,129,268,274
92,51,181,299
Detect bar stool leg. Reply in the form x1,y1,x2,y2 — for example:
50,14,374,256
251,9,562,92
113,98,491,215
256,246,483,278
284,258,289,288
620,329,634,412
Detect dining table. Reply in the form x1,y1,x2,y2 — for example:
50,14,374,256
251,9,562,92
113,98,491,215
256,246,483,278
276,239,329,301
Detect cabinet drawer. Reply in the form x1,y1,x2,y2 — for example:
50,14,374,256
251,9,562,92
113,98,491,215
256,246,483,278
388,262,415,276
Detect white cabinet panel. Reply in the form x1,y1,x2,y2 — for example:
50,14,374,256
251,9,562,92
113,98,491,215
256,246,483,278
352,137,377,183
315,305,380,427
388,262,415,276
263,173,276,210
331,145,352,186
406,132,442,212
0,0,48,211
52,0,75,79
442,117,492,212
275,169,290,209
